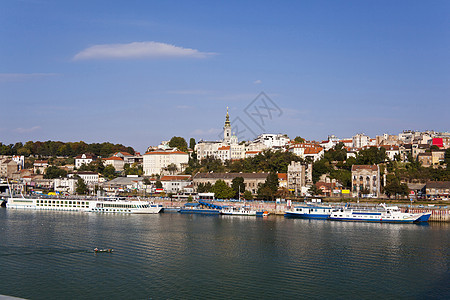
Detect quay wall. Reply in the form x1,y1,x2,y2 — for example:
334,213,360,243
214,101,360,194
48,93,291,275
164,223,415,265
155,199,450,222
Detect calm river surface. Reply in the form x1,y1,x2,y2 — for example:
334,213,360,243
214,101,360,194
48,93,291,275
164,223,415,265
0,208,449,299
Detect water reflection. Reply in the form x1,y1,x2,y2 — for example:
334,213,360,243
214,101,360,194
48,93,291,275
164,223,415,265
0,209,448,299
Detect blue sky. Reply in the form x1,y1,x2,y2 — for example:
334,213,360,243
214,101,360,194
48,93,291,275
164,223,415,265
1,0,449,152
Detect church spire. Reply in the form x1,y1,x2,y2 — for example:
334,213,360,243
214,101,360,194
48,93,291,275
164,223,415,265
225,106,230,127
223,106,231,143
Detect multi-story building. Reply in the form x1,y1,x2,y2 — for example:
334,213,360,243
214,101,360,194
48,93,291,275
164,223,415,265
143,150,189,176
352,133,370,148
12,155,24,170
0,159,19,178
418,153,432,167
69,171,99,188
288,143,324,161
380,145,400,161
253,134,290,149
351,165,380,197
75,153,96,168
287,161,313,196
54,177,77,194
103,156,125,171
193,173,269,194
425,181,450,199
160,175,192,193
33,160,48,174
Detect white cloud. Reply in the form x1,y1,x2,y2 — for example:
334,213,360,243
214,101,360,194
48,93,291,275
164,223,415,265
73,41,216,60
253,80,262,84
191,128,221,136
0,73,58,82
14,126,41,133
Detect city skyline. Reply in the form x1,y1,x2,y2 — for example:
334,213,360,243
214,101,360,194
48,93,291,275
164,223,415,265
1,1,449,153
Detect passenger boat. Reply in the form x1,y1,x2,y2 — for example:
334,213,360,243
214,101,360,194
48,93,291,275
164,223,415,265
6,195,163,214
284,203,334,219
221,206,257,216
221,206,269,217
328,203,431,223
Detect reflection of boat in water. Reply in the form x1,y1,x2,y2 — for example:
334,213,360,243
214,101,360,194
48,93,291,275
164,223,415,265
221,206,269,217
6,195,162,214
328,203,431,223
284,203,334,219
94,248,113,253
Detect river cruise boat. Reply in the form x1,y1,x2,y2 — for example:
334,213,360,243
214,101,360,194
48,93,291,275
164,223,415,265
328,203,431,223
6,195,162,214
284,203,334,219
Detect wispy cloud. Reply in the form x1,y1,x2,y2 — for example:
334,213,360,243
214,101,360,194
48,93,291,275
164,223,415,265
191,128,221,136
176,105,192,109
0,73,58,82
14,126,41,133
253,80,262,84
73,41,216,60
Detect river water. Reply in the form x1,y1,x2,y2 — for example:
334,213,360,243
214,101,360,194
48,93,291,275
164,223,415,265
0,208,449,299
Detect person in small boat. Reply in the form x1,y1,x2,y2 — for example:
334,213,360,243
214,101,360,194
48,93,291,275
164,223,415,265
94,248,99,252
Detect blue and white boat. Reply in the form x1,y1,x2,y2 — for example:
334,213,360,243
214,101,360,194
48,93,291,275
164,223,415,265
328,203,431,223
284,203,334,219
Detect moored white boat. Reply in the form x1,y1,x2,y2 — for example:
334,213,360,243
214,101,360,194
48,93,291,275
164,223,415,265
284,203,334,219
6,195,162,214
221,206,257,216
328,203,431,223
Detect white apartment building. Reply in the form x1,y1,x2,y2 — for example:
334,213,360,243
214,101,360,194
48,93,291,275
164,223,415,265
143,150,189,176
54,177,77,194
288,143,324,161
68,172,99,187
160,175,192,193
253,134,290,149
352,133,370,148
75,154,95,168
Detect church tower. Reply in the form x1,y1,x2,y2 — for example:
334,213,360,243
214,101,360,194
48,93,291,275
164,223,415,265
223,107,231,144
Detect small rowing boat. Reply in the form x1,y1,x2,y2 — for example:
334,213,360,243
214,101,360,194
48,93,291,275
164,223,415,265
94,248,113,253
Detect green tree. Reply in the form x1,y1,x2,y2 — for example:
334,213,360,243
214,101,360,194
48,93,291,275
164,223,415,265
231,177,245,199
257,172,279,200
212,180,235,199
75,178,87,195
155,180,163,188
445,149,450,165
44,166,68,179
189,138,196,150
294,136,305,143
102,165,116,180
165,163,178,175
243,190,253,200
197,182,213,193
308,184,321,196
168,136,188,152
383,175,409,199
